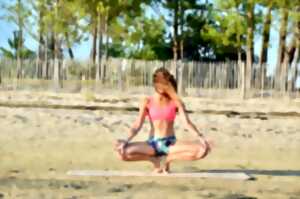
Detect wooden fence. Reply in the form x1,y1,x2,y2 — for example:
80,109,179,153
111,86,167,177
0,57,299,98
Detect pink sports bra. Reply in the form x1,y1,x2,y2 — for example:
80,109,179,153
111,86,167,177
146,96,177,122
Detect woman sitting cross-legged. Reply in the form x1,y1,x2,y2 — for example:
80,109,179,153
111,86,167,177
115,67,211,173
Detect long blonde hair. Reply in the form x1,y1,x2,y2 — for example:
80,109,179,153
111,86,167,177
153,67,177,93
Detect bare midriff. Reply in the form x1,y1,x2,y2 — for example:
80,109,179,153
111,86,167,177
152,120,175,138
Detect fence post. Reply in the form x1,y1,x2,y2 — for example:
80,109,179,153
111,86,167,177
260,63,265,98
0,62,2,85
178,61,187,96
288,45,299,97
241,62,246,99
101,57,107,84
118,59,126,90
53,58,60,91
35,57,39,79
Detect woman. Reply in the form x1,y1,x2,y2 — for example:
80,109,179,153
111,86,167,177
115,67,211,173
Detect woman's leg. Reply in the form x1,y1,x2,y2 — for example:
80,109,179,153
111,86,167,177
164,140,209,167
115,141,162,172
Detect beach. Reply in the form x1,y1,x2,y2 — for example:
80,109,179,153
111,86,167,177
0,91,299,198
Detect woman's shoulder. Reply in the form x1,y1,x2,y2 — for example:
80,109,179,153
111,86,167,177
172,98,185,108
140,96,152,108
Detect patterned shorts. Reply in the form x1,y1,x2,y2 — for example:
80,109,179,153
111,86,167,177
147,135,177,156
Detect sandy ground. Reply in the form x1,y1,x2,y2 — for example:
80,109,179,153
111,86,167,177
0,91,299,198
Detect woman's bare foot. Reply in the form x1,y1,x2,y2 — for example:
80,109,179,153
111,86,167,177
156,156,171,174
161,162,170,174
150,157,162,173
152,168,163,173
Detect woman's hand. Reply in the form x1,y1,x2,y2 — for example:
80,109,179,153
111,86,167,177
198,136,211,155
114,139,128,155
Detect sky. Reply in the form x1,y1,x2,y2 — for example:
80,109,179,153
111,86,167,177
0,14,91,60
0,1,291,77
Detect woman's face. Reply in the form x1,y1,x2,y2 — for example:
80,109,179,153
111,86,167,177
154,81,174,96
153,72,175,96
154,83,165,94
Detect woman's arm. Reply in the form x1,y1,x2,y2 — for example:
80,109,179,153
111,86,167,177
176,100,204,137
125,97,148,143
116,98,148,155
176,99,210,152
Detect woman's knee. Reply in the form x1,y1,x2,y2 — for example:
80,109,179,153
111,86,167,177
194,144,208,159
116,152,131,161
115,148,130,161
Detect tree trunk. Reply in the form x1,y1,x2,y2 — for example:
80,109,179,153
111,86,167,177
49,30,56,81
289,44,299,92
65,32,74,59
90,17,98,64
53,0,60,91
258,5,272,66
53,38,60,91
42,36,47,79
275,7,289,90
258,4,272,89
37,33,44,79
236,20,242,91
101,12,109,84
68,48,74,59
50,32,55,59
16,0,23,79
16,31,23,80
288,8,300,93
237,48,244,97
173,0,179,62
179,0,184,60
281,42,292,93
172,0,179,81
237,50,242,66
0,64,2,85
37,14,45,79
246,1,254,96
37,4,46,79
42,35,48,79
282,24,298,94
96,12,103,83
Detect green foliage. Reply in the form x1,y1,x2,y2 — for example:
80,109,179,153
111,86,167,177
0,31,36,59
0,47,15,59
1,0,31,28
1,0,299,64
111,15,171,60
200,0,248,60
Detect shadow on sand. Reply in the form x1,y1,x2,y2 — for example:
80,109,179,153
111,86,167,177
196,169,300,177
